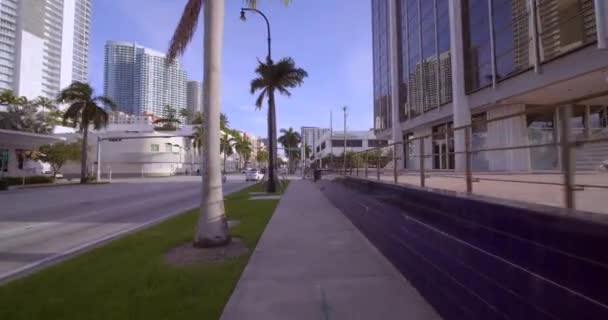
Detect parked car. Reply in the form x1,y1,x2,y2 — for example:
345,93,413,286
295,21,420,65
241,167,252,174
245,168,263,181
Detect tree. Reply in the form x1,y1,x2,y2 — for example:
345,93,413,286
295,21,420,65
179,108,192,124
251,58,308,185
58,82,117,184
220,134,235,173
278,127,302,174
0,93,55,134
154,105,181,131
167,0,291,247
39,142,81,177
233,134,253,169
34,96,57,113
192,111,204,125
192,125,204,152
256,149,269,167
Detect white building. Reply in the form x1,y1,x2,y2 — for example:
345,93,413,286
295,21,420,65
312,129,390,163
187,80,202,116
104,41,187,118
0,0,91,98
372,0,608,172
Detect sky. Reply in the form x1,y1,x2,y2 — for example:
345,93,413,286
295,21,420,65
89,0,374,138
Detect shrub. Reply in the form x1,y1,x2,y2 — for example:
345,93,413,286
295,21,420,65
4,176,53,186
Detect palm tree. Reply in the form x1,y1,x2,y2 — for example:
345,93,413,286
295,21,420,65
0,93,55,134
250,57,307,188
34,96,57,113
58,82,117,184
154,105,181,131
278,127,302,174
179,108,192,124
234,134,253,169
220,134,235,173
168,0,291,247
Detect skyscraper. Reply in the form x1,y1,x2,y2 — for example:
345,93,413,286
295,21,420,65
104,41,188,117
0,0,91,98
187,80,202,115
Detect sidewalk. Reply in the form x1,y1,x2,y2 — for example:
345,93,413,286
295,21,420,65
221,180,440,320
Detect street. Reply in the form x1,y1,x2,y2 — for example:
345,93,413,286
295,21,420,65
0,175,251,282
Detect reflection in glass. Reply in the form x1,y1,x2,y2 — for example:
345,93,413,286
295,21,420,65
372,0,392,131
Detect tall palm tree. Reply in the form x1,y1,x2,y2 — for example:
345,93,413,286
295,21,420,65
220,134,235,173
278,127,302,174
251,58,307,181
58,82,117,184
234,134,253,169
168,0,291,247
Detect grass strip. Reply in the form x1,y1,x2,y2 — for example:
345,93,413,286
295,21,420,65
0,182,288,320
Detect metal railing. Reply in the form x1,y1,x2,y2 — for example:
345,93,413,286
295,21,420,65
331,95,608,213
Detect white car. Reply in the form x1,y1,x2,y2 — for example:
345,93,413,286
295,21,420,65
245,169,263,181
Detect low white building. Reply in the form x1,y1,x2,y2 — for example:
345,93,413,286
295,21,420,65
312,129,390,166
58,112,241,178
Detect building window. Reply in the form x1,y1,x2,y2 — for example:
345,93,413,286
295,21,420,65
165,144,173,152
151,144,159,152
332,140,345,147
398,0,452,120
537,0,597,62
368,139,389,148
372,0,392,131
462,0,493,92
321,141,326,150
346,140,363,147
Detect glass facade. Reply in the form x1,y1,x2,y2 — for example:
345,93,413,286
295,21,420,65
372,0,392,131
397,0,452,120
463,0,596,93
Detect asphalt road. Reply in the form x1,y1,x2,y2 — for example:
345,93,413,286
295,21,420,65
0,175,252,282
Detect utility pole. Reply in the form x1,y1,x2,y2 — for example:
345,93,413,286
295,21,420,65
343,106,347,173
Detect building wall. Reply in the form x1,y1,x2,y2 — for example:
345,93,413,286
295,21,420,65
104,41,188,117
374,0,608,172
3,0,90,99
187,80,202,115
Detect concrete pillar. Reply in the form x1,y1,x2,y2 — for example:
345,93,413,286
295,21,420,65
595,0,608,49
584,105,591,139
389,0,404,170
7,147,19,177
449,0,471,172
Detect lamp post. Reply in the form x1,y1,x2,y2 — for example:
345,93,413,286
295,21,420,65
240,7,272,64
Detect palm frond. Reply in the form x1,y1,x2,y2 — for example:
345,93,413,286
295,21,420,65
62,102,85,128
250,77,266,94
255,88,268,109
167,0,203,61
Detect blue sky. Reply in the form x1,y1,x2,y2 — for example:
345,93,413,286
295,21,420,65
89,0,373,137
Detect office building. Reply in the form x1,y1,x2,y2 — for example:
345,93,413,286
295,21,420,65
187,80,202,116
104,41,188,118
372,0,608,172
0,0,91,98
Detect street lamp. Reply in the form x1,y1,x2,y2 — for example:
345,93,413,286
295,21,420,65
239,7,272,64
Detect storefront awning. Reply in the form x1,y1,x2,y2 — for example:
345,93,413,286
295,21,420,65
0,129,66,150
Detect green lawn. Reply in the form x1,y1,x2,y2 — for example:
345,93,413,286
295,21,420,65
0,183,287,320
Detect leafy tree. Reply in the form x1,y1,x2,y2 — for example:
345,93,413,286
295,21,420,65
58,82,117,184
179,108,192,124
39,142,81,177
256,149,269,166
251,58,307,181
191,111,204,125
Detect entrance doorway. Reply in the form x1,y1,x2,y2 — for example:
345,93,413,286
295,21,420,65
432,123,455,170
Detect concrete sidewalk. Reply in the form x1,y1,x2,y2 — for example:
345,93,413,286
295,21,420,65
221,180,440,320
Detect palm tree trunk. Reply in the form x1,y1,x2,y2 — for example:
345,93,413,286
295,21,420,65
266,88,277,193
195,0,230,247
223,152,227,173
80,127,88,184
